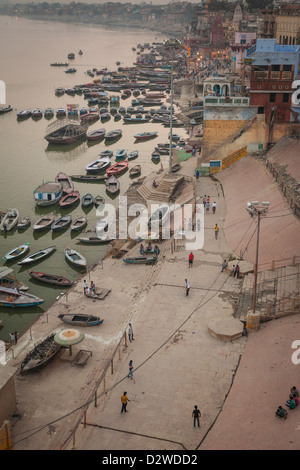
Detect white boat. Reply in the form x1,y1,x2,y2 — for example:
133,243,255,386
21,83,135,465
65,247,87,268
86,156,110,173
17,246,56,265
0,209,19,231
3,243,30,262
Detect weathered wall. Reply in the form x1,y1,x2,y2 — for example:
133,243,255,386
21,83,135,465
202,108,265,161
0,365,17,427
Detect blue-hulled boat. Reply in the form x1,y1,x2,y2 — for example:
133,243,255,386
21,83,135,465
115,149,127,159
3,243,30,262
82,194,94,207
123,256,157,265
0,286,44,308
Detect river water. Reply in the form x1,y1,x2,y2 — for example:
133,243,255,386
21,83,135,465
0,15,188,342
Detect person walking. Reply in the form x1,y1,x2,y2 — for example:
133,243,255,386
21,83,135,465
121,392,130,413
128,323,134,342
212,201,216,214
14,331,18,344
214,224,219,239
9,333,15,346
185,279,190,296
128,360,133,379
205,200,210,213
192,405,201,428
188,252,194,268
83,279,88,295
234,264,240,278
221,259,228,272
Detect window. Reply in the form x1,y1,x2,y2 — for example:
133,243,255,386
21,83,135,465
283,65,292,72
270,93,276,103
271,65,280,71
282,94,289,103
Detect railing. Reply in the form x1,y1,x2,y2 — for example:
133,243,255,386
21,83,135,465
264,158,300,220
204,96,250,107
258,255,300,272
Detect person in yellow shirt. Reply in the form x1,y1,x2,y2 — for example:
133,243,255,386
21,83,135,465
121,391,130,413
214,224,219,240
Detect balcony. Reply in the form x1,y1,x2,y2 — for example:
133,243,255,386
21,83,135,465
204,96,250,107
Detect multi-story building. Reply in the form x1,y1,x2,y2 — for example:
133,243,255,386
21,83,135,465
245,38,300,131
230,31,256,71
261,4,300,45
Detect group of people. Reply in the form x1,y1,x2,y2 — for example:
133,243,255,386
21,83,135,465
83,279,95,296
275,386,299,419
9,331,18,345
140,243,160,256
202,195,217,215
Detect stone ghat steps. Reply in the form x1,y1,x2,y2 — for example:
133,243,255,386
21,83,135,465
240,264,300,320
137,174,184,203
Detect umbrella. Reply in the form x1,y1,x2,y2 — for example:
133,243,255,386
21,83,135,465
54,328,85,356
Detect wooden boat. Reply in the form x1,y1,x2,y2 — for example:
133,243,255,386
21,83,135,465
59,191,80,208
104,129,122,140
51,215,72,231
18,246,56,265
70,216,87,232
128,150,138,160
51,62,69,67
81,194,94,207
31,108,43,119
70,174,108,182
105,175,120,195
129,165,141,177
86,156,110,173
134,131,158,140
33,182,63,207
3,243,30,262
28,271,73,287
17,216,31,230
55,172,74,194
44,108,54,118
171,163,181,173
58,313,103,327
0,105,13,114
77,235,113,244
17,110,31,119
86,128,106,141
106,159,128,176
55,107,66,115
80,112,99,123
0,286,44,308
20,333,61,373
33,212,55,231
123,115,150,123
99,150,113,158
115,149,127,159
65,247,87,268
123,256,157,265
151,151,161,161
0,209,19,231
0,267,28,291
94,195,105,206
45,119,87,144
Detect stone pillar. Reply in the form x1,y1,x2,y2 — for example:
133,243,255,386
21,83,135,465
246,309,260,333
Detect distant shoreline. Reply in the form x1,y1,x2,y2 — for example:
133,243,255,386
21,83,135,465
0,12,180,37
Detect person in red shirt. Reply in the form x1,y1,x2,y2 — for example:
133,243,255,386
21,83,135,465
189,252,194,268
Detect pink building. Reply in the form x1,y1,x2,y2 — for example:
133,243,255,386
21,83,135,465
230,32,256,71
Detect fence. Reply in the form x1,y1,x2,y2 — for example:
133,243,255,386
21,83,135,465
265,159,300,219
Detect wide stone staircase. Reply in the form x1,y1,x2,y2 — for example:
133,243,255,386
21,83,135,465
236,263,300,322
137,173,186,204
